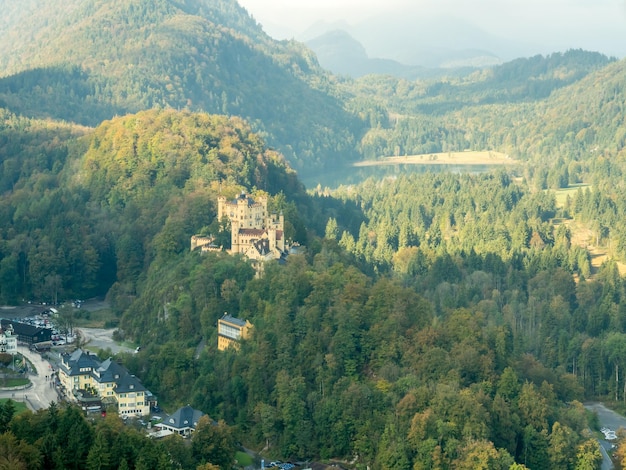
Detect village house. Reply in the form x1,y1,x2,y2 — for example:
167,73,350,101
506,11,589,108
0,319,52,345
58,349,153,416
0,325,17,355
158,404,205,437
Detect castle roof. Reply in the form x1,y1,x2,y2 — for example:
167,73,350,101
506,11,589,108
252,238,271,255
231,192,256,206
238,228,266,237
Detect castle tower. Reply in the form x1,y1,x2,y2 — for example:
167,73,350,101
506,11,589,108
268,228,276,253
231,219,241,254
217,196,227,222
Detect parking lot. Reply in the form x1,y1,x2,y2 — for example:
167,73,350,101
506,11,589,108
1,300,135,354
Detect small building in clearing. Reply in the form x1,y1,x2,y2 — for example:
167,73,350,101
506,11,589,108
159,405,205,437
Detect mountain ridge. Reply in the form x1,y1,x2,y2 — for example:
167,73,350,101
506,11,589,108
0,0,363,172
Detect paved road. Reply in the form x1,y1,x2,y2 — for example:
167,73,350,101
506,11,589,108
0,345,60,411
585,403,626,470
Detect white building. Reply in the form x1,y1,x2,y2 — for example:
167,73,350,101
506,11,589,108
0,326,18,355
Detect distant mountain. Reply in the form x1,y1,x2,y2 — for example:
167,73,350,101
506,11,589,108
306,29,499,80
301,13,525,69
306,30,423,78
0,0,364,172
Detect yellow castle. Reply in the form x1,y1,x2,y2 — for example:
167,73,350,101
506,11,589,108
192,192,287,264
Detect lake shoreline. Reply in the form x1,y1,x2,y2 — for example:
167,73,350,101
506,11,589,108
353,151,517,167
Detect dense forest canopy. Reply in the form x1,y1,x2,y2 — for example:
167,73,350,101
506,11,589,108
3,0,626,468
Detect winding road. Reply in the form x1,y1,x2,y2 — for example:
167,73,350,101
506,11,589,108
0,345,60,411
585,403,626,470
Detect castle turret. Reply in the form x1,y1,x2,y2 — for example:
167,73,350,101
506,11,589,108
231,219,241,253
268,228,276,253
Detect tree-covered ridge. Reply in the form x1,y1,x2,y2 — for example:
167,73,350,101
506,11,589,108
0,0,260,74
0,108,311,306
116,237,615,468
0,108,89,193
0,0,363,171
349,51,620,162
78,109,295,203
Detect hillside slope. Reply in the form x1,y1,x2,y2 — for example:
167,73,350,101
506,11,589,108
0,0,363,172
0,107,312,304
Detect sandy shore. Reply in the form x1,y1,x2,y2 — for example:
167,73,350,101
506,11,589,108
353,151,516,167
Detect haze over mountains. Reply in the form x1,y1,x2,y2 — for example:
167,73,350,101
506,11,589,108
304,14,519,64
0,0,624,178
302,17,508,78
240,0,626,77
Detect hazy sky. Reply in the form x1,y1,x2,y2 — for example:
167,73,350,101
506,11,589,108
238,0,626,59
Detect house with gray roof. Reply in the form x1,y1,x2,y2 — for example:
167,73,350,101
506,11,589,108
159,405,205,437
58,349,153,416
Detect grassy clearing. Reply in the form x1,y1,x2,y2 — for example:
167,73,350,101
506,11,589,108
235,451,253,466
0,398,29,414
553,183,590,208
1,378,30,387
72,307,119,329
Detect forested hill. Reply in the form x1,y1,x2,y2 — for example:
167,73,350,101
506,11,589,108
0,107,317,305
0,0,363,171
352,51,623,166
449,57,626,168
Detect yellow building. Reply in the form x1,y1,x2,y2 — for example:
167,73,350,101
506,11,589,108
190,235,220,252
59,349,100,396
58,350,152,416
217,313,253,351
